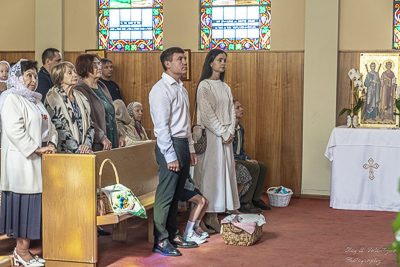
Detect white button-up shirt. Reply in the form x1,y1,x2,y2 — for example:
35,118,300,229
149,72,195,163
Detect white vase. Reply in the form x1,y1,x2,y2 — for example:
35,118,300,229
347,114,358,128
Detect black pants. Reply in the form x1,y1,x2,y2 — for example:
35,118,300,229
153,138,190,243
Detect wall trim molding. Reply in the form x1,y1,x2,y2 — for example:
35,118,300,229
300,194,330,200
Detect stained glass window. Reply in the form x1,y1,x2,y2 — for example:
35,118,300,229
394,1,400,49
200,0,271,50
98,0,163,51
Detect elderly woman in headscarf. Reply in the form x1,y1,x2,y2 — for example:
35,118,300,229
0,59,57,266
127,101,149,141
113,100,149,146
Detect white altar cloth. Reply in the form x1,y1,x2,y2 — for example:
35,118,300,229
325,126,400,212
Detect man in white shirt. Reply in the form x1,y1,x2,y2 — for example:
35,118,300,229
149,47,198,257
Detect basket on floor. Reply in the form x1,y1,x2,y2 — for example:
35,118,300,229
222,223,263,246
266,187,293,207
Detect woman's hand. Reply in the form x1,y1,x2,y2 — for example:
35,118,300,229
102,138,112,150
34,145,57,155
118,137,125,148
222,134,235,144
79,145,93,154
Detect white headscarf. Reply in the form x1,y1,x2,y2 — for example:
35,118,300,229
0,59,42,131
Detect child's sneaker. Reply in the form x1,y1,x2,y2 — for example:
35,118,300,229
195,226,209,238
184,230,206,244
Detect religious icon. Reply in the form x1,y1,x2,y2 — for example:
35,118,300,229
358,53,400,128
181,49,191,81
85,49,107,59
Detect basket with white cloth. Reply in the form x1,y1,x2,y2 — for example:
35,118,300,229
221,214,266,246
266,186,293,207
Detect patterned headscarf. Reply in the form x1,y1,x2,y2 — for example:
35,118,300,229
127,101,142,120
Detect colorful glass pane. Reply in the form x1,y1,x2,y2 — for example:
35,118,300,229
98,0,163,51
99,0,109,9
200,0,271,50
394,1,400,49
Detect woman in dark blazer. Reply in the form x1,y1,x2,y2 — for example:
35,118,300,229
73,54,124,151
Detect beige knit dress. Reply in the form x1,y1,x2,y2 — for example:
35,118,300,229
194,79,240,212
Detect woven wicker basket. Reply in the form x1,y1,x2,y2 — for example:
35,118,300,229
97,159,120,214
266,187,293,207
222,223,263,246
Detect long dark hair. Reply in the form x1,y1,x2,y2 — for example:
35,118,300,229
195,49,227,106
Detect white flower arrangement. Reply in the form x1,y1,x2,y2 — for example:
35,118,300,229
339,68,364,118
348,68,363,91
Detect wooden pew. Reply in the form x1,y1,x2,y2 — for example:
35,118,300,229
42,141,158,267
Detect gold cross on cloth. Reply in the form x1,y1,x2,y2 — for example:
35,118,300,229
363,158,379,181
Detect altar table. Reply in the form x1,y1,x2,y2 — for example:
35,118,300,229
325,126,400,211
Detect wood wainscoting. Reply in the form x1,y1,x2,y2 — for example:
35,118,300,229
1,50,304,197
0,51,35,64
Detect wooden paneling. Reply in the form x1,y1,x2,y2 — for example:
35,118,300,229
0,51,35,64
64,51,304,196
42,154,97,264
1,51,304,195
337,52,360,126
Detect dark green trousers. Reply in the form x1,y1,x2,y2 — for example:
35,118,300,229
153,138,190,244
237,160,267,204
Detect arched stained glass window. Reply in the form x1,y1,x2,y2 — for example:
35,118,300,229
200,0,271,51
98,0,163,51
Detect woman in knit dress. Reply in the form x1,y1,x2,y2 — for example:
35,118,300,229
194,49,239,232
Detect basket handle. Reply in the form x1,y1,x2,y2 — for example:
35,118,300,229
98,158,120,198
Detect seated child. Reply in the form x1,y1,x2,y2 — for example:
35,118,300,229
0,61,10,94
181,169,209,244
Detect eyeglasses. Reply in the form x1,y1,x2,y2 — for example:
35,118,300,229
93,62,102,68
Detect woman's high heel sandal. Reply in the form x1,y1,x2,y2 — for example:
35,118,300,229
13,248,44,267
29,251,45,264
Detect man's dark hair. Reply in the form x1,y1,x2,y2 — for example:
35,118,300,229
233,99,239,104
160,47,185,71
41,48,60,65
101,58,112,65
21,60,38,74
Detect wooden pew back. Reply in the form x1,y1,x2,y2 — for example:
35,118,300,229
94,140,158,197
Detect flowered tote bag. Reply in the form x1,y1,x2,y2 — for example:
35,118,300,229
98,159,147,219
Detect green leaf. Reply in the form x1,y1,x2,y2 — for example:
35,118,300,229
353,99,363,113
339,108,351,116
393,212,400,231
396,99,400,112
